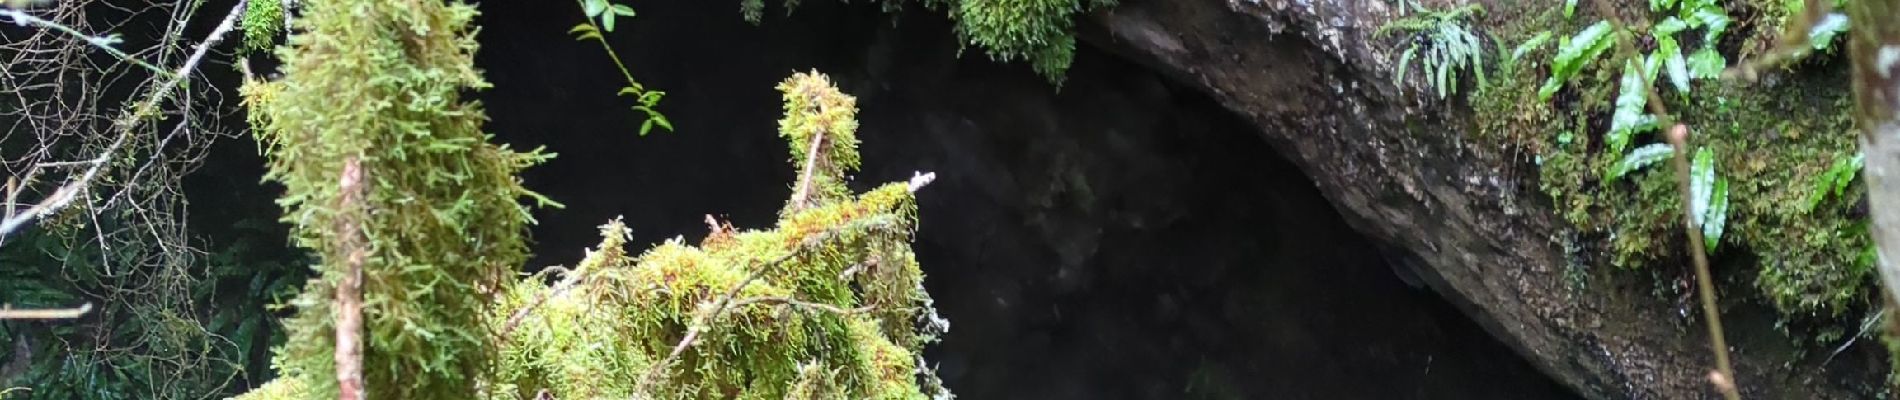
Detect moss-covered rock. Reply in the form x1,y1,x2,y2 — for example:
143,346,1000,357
1473,0,1871,319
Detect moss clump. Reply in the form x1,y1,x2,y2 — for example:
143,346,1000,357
488,71,949,400
240,0,282,54
1472,1,1871,318
236,0,552,397
236,70,951,399
741,0,1115,83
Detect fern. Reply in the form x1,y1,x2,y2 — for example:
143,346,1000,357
1539,20,1615,101
1606,143,1674,180
1382,4,1486,99
1805,152,1864,212
1608,59,1657,156
1690,147,1728,252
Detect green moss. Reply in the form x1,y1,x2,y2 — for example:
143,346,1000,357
237,0,551,398
237,71,950,399
489,72,946,400
1472,1,1872,319
741,0,1115,83
240,0,282,54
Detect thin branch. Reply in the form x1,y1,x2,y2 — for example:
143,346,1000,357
334,157,366,400
0,8,172,77
727,296,875,315
1582,1,1738,397
0,0,245,242
790,128,825,209
0,303,90,318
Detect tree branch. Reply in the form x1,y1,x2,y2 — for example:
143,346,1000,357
0,302,90,319
0,0,246,242
334,156,367,400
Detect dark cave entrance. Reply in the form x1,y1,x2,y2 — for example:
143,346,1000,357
470,1,1578,398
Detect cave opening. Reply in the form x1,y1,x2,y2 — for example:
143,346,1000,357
463,1,1578,398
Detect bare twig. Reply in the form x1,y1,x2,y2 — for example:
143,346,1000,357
0,0,246,241
0,303,90,319
1582,1,1739,397
0,8,173,77
333,157,366,400
727,296,876,315
1665,124,1739,400
791,128,826,210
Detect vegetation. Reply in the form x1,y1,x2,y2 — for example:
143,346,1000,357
1381,4,1488,99
572,0,672,136
740,0,1117,83
1468,0,1872,326
221,0,952,397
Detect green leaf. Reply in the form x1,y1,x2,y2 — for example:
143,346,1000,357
617,86,641,97
610,4,636,17
1704,177,1728,252
1642,51,1662,84
1807,152,1866,211
1538,76,1565,101
1835,152,1865,196
1564,0,1578,19
1692,8,1730,44
652,114,674,132
583,0,607,17
1394,44,1417,88
639,90,665,106
1546,21,1616,100
1609,59,1655,155
1660,38,1689,93
1808,13,1849,51
1690,147,1717,225
1654,17,1689,37
1607,143,1675,180
1511,31,1553,63
1688,46,1724,79
601,12,617,32
568,24,602,41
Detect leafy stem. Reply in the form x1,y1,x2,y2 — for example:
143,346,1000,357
570,0,672,135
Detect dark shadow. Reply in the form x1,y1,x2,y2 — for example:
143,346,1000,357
473,1,1579,398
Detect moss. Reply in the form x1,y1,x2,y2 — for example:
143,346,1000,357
741,0,1115,83
237,0,551,398
1472,0,1872,320
236,71,950,399
240,0,282,54
488,72,947,400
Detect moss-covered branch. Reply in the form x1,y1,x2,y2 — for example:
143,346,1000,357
234,6,952,393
